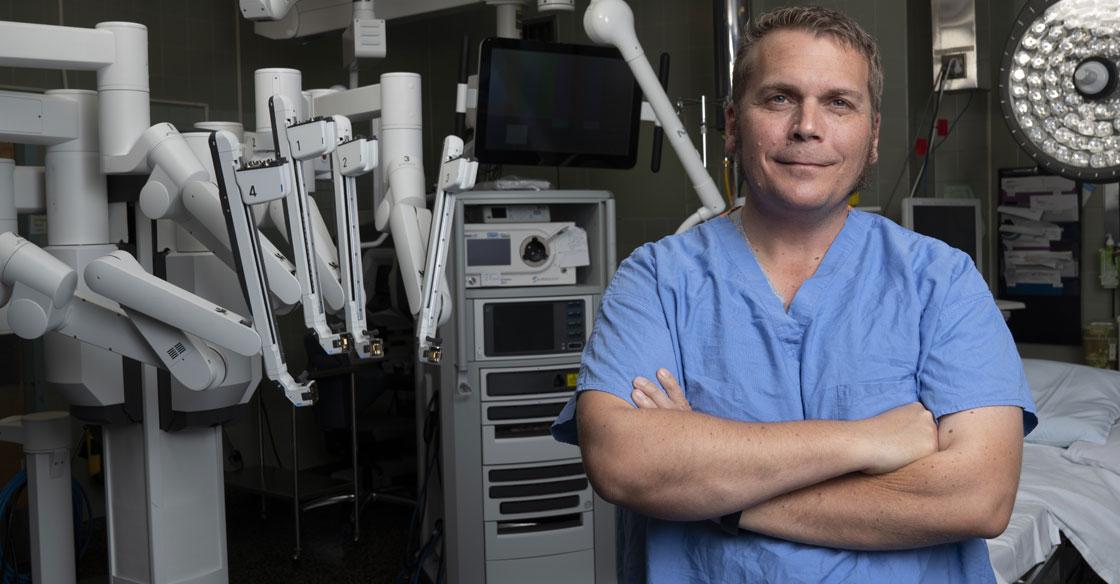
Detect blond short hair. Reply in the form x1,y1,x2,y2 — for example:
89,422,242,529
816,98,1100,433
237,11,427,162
731,6,883,116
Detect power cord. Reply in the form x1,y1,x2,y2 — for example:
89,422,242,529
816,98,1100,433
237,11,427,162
882,60,954,213
260,399,286,470
907,61,954,200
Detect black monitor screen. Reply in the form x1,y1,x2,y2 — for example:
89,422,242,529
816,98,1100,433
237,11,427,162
491,302,555,354
466,238,511,267
475,38,641,168
913,205,979,267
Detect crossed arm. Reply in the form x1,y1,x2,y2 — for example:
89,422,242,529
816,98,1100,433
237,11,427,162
577,369,1024,550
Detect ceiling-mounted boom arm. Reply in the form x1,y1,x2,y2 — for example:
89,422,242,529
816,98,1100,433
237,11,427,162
584,0,726,232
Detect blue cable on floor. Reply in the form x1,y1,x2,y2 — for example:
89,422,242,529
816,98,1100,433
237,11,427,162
0,470,92,584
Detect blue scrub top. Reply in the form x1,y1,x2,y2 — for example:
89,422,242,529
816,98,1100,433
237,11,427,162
552,210,1037,584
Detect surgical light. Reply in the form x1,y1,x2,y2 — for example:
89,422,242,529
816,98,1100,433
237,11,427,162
999,0,1120,181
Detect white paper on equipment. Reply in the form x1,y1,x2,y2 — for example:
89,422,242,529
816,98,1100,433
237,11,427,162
1004,267,1063,287
1000,221,1063,241
1003,234,1057,250
1004,250,1077,279
551,226,590,268
1001,175,1077,195
1030,194,1079,222
998,205,1044,221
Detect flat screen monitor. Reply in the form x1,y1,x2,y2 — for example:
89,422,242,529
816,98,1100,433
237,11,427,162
474,37,642,168
901,198,983,274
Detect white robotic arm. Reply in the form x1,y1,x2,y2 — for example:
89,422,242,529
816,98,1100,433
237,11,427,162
211,129,318,406
328,114,382,359
261,187,347,315
262,95,349,356
240,0,298,20
585,0,726,232
307,74,473,363
0,232,257,392
417,135,477,363
131,123,304,311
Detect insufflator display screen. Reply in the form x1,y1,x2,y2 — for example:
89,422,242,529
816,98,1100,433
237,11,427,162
491,302,555,354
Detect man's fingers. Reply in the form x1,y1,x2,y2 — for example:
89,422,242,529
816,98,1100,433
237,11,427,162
632,376,675,409
656,369,691,411
631,389,656,408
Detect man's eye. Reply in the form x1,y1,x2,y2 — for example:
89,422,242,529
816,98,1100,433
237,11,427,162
831,98,851,108
769,95,789,104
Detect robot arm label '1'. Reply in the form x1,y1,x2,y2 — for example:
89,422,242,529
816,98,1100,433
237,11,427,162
266,95,348,356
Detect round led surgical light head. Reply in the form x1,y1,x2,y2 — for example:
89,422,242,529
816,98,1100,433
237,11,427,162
999,0,1120,181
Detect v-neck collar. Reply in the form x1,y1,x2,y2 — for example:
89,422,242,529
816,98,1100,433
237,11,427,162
716,209,868,325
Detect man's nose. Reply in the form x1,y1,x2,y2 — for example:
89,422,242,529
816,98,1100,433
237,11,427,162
791,102,823,142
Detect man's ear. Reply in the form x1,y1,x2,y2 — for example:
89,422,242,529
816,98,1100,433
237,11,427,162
724,102,739,156
869,113,881,165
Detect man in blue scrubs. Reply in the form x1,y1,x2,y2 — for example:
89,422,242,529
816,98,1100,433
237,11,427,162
551,6,1036,583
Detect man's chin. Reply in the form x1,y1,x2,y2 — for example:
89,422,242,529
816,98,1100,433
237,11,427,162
767,188,848,214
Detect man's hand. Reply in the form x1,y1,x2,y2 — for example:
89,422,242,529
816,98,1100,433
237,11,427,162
631,369,691,411
631,370,938,476
855,403,938,474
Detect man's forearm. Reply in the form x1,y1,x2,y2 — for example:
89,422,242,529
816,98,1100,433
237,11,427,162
578,392,932,521
736,446,1013,550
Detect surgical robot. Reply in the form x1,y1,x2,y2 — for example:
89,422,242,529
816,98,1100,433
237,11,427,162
0,16,475,583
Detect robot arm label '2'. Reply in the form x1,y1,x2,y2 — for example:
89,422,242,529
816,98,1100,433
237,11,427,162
328,115,382,360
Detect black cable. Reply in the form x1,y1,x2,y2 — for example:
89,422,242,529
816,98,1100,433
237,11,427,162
259,400,285,470
881,65,950,214
932,91,975,153
436,544,446,584
5,489,22,582
221,427,245,472
397,391,442,584
908,65,951,199
3,500,15,576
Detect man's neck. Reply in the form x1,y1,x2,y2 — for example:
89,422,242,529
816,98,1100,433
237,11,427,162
737,198,850,310
739,198,850,267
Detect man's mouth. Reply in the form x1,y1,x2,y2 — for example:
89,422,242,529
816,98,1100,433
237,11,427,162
775,158,836,168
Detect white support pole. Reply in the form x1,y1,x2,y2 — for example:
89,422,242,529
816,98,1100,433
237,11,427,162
44,90,109,247
379,73,428,314
254,68,304,143
493,2,522,39
0,412,77,584
0,159,14,234
96,22,152,174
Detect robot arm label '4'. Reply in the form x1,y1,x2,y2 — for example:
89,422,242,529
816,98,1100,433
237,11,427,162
211,130,316,407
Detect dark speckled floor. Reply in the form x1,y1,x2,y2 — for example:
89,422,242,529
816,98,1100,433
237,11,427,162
77,489,414,584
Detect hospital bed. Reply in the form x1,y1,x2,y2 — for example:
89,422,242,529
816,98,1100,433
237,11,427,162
986,359,1120,584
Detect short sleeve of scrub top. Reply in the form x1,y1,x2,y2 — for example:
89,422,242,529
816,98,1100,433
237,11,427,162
552,244,679,445
916,252,1037,432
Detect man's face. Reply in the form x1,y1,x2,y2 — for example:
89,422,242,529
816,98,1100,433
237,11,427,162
726,29,880,218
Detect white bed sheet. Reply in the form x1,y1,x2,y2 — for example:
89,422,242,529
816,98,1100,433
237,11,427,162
986,497,1060,584
994,442,1120,583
